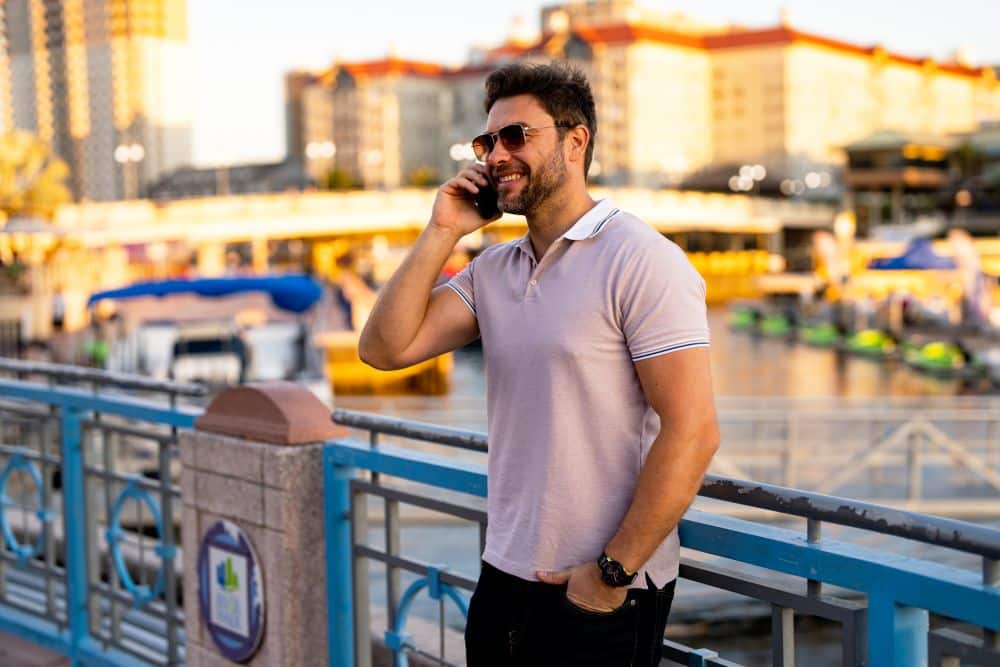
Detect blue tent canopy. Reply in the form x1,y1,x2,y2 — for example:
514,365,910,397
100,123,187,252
868,238,957,270
87,275,323,314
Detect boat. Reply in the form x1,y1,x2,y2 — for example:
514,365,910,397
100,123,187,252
728,304,759,331
314,330,452,395
87,274,332,403
843,329,898,360
798,322,841,348
759,312,794,338
902,340,985,380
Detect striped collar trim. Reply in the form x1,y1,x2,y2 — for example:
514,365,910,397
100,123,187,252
563,198,620,241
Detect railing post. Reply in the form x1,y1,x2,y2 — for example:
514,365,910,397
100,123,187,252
325,458,356,667
985,558,999,652
184,383,344,666
60,405,89,664
771,605,794,666
868,590,928,667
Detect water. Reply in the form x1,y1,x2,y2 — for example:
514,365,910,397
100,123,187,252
337,307,995,428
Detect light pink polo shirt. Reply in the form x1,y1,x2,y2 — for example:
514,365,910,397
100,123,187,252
447,198,710,587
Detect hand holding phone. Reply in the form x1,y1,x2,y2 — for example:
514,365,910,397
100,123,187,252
474,182,499,219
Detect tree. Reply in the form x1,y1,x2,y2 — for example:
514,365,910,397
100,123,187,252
0,131,72,221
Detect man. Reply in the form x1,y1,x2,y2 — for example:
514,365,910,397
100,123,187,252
359,62,719,666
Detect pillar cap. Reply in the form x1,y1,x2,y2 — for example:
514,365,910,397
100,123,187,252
195,381,346,445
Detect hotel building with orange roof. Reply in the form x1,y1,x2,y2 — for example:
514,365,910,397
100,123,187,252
288,0,1000,190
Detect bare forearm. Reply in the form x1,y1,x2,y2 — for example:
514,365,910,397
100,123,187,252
359,225,460,363
604,428,718,573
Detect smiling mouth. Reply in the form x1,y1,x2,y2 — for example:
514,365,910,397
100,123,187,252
497,173,523,186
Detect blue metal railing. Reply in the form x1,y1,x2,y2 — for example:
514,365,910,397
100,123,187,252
0,360,997,666
0,361,202,666
327,409,1000,667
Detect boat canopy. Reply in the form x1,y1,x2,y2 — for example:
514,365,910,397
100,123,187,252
87,275,323,314
867,238,957,271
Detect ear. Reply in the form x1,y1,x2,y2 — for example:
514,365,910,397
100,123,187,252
564,124,590,165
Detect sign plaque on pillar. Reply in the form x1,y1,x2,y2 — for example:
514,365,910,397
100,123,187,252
197,520,266,662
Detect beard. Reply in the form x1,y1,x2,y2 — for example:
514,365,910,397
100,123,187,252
496,146,567,216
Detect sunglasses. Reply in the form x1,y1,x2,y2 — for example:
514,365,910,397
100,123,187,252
471,123,573,162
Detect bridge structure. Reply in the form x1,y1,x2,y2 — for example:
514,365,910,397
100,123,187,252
0,359,994,666
2,188,835,339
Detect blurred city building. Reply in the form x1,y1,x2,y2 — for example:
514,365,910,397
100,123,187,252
845,122,1000,236
285,58,451,189
287,0,1000,193
0,0,193,201
146,161,310,200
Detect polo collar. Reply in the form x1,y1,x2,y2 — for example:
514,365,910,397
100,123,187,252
513,198,620,256
562,198,620,241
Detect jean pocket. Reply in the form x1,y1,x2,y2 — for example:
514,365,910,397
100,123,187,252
560,594,637,619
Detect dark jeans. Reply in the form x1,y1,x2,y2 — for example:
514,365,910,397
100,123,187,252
465,562,676,666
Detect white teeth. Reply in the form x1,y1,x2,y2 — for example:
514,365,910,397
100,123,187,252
499,174,521,183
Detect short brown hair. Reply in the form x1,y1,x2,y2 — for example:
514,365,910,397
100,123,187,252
484,62,597,177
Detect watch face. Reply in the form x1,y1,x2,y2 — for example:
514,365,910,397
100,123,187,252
599,557,633,587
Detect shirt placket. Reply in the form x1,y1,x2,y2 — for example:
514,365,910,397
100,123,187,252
523,240,566,301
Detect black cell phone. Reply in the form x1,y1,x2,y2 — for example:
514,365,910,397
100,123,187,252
475,183,499,219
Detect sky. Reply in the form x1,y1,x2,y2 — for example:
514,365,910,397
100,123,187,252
188,0,1000,167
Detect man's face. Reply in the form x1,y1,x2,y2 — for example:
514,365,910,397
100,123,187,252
484,95,568,216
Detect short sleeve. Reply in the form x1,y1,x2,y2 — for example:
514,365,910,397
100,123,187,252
620,241,710,362
445,260,477,318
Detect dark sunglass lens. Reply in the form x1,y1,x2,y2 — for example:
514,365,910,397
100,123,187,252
471,135,493,161
498,124,526,152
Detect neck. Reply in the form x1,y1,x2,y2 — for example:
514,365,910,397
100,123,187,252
524,183,596,261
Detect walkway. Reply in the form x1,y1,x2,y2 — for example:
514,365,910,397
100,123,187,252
0,630,69,666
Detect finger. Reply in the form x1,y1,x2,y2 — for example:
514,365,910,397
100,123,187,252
448,176,480,196
536,569,571,584
566,592,613,613
460,168,489,187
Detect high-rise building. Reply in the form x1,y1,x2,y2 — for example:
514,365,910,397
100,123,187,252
0,0,193,201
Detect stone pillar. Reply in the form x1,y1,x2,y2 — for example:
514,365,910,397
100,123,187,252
180,382,346,667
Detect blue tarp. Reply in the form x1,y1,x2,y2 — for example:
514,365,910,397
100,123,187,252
87,275,323,313
868,238,957,270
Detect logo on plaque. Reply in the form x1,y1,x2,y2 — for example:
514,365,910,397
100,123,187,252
197,520,265,662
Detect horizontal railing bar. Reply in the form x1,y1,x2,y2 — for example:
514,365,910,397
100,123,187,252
0,554,65,579
928,628,1000,664
89,583,184,625
83,466,181,497
718,410,1000,420
333,409,488,452
0,403,54,420
0,444,61,466
679,558,864,623
0,358,207,397
353,544,478,591
700,475,1000,559
82,420,175,444
350,480,486,524
0,378,200,428
681,509,1000,631
326,440,486,498
661,640,744,666
328,417,1000,558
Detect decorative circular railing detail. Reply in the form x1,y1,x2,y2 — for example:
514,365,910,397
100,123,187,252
105,479,170,607
385,566,468,667
0,452,50,567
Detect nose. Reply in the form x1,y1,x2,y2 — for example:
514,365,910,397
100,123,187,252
486,140,511,171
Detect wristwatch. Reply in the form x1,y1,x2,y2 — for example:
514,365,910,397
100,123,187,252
597,552,637,588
